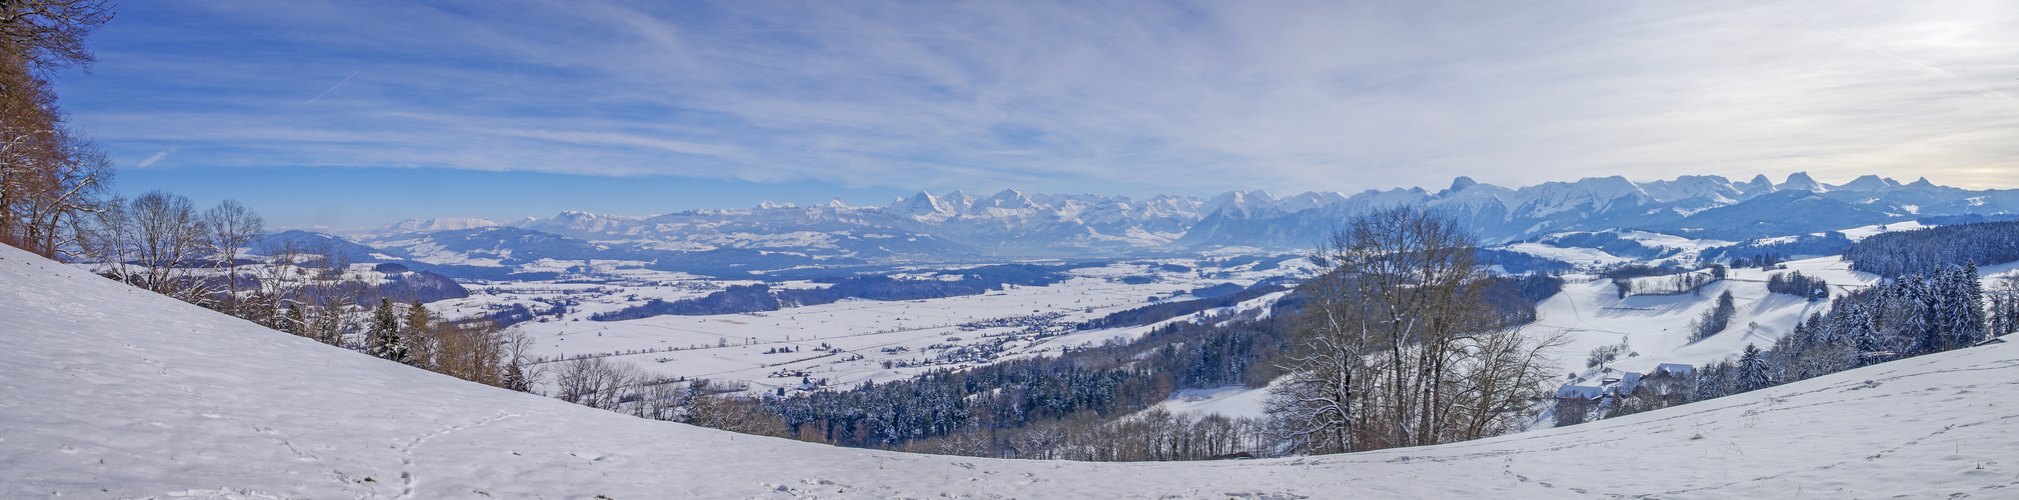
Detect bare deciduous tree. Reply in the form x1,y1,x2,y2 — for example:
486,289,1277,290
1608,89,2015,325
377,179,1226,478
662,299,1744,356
86,191,212,300
0,0,114,75
1268,207,1560,454
554,356,639,411
433,318,509,386
0,0,113,258
249,240,307,332
202,199,264,314
296,241,366,346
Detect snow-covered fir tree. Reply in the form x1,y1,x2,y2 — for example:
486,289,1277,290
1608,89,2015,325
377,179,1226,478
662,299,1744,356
1737,344,1775,393
367,298,408,363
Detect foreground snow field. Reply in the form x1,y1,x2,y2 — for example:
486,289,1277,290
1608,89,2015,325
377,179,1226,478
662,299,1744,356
6,243,2019,499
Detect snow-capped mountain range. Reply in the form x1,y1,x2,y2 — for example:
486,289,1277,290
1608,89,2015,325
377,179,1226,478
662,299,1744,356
348,173,2016,274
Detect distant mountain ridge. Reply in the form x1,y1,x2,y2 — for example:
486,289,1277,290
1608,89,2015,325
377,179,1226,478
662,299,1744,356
337,173,2016,275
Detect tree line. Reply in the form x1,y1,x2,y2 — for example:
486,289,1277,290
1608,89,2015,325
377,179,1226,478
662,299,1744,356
77,190,534,391
540,304,1301,461
589,265,1078,322
1846,221,2019,278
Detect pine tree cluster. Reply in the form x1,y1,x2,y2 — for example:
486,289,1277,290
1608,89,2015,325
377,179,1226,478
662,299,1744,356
1605,264,1989,421
1845,221,2019,278
1688,291,1737,341
1766,271,1830,301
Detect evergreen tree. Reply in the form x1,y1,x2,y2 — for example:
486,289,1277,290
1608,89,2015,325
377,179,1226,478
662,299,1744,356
283,304,308,338
402,299,434,368
1691,362,1730,402
1737,344,1774,393
1690,290,1737,341
1947,263,1986,347
367,298,407,363
503,362,531,392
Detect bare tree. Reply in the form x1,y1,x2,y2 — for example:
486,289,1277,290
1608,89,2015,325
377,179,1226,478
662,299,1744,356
630,378,684,421
0,0,113,258
1991,275,2019,338
1263,259,1364,455
0,53,65,255
79,193,130,282
85,190,213,301
10,134,109,257
249,240,307,333
0,0,114,75
554,356,639,411
296,240,366,346
1445,327,1569,440
1268,206,1559,454
434,318,508,386
202,199,264,314
681,380,788,436
501,327,539,392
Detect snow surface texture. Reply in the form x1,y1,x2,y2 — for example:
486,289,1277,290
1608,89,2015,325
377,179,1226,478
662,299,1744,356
6,242,2019,499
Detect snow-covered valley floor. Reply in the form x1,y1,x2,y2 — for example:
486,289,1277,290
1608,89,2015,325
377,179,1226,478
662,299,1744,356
7,243,2019,499
435,259,1309,396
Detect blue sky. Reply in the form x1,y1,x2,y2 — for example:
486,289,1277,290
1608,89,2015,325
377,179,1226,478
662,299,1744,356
54,0,2019,229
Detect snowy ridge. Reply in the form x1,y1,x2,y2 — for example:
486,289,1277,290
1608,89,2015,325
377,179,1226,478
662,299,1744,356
7,243,2019,498
334,173,2019,265
376,217,499,234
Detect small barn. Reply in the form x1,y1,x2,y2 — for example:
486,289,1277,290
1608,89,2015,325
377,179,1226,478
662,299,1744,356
1610,372,1643,395
1654,363,1695,378
1556,385,1604,401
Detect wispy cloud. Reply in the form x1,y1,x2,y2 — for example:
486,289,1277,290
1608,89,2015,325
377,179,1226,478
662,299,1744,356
135,150,170,167
298,69,360,108
64,0,2019,196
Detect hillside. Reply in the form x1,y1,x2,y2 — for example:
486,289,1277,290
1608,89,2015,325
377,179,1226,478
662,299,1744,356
6,245,2019,498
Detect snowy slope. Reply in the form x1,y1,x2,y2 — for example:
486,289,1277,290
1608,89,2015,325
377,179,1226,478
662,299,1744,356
6,243,2019,499
1536,257,1881,383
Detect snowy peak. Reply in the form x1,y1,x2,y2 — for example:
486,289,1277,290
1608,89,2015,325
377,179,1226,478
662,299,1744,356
892,191,953,217
1449,176,1479,193
1203,190,1286,218
1779,172,1827,193
1736,174,1778,196
508,211,645,238
973,188,1041,214
379,217,499,234
1638,175,1741,203
1834,174,1901,193
1512,175,1651,216
1277,191,1349,212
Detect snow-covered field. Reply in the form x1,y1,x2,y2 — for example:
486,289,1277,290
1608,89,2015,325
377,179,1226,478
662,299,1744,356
8,243,2019,499
1541,257,1881,387
431,259,1313,395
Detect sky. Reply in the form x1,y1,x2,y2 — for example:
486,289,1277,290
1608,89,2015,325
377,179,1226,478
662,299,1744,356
53,0,2019,229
